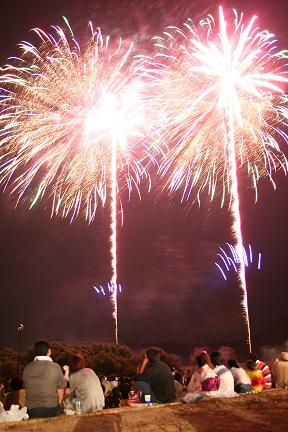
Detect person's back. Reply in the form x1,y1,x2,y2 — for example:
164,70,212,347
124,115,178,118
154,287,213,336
227,359,251,394
23,340,66,418
247,360,263,393
187,353,219,395
70,368,104,412
4,377,26,410
136,348,176,403
213,365,234,392
249,353,272,390
67,353,104,412
119,379,131,400
272,352,288,389
210,352,236,396
142,359,175,402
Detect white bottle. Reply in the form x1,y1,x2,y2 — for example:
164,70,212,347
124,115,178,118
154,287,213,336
75,399,82,415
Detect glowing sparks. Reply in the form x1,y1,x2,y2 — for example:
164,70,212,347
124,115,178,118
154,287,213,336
0,21,151,223
94,282,123,297
0,20,155,344
215,243,262,281
148,6,288,351
151,7,288,203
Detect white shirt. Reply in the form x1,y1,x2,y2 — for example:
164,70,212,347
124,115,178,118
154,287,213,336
34,356,52,362
230,367,251,385
214,365,237,397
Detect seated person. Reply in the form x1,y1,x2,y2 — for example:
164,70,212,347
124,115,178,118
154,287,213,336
174,372,184,398
271,352,288,389
0,382,6,406
119,378,131,407
67,353,104,413
136,347,176,403
247,360,264,393
23,340,67,418
210,351,238,397
183,352,220,402
249,353,272,390
4,377,26,410
227,359,251,393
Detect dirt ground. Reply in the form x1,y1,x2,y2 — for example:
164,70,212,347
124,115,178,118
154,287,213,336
0,389,287,432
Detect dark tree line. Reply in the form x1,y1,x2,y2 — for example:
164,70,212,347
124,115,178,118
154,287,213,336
0,342,182,381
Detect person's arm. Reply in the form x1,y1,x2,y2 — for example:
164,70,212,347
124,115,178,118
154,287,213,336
140,355,149,374
187,372,199,392
56,363,67,403
136,355,151,381
69,375,76,396
58,388,64,404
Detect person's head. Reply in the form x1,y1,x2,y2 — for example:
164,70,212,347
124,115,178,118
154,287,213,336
10,377,23,391
174,372,182,383
227,359,239,369
280,352,288,361
196,353,209,368
68,353,86,373
249,353,258,362
247,359,257,371
146,348,161,363
210,351,223,367
34,340,51,357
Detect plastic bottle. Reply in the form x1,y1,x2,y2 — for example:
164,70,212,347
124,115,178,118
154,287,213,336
75,399,82,415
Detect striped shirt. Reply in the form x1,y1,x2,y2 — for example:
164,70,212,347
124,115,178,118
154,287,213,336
256,360,272,389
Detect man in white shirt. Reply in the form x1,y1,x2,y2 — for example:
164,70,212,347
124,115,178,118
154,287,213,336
210,351,238,397
23,340,66,418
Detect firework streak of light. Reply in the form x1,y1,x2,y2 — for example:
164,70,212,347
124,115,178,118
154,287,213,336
94,282,123,297
0,20,157,344
215,243,262,281
145,6,288,351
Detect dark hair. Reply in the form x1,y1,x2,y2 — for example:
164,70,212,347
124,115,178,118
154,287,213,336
249,353,258,362
247,359,257,371
34,340,50,356
146,348,160,363
227,359,239,369
174,372,182,383
10,377,23,391
68,353,86,373
196,353,208,368
210,351,223,367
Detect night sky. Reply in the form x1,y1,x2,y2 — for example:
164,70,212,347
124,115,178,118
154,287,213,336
0,0,287,358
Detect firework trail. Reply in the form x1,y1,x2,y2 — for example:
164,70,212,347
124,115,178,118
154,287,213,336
94,282,123,297
215,243,262,281
0,20,154,344
148,6,288,351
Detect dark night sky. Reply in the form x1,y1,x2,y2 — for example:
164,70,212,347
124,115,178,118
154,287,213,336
0,0,287,357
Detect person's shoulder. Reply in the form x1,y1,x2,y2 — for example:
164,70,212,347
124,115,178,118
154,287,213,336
50,361,64,372
158,360,170,366
23,361,35,372
74,368,94,377
50,360,61,366
84,367,95,373
159,361,173,373
24,360,33,369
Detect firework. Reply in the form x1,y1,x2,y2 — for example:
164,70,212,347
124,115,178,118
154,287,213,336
0,20,152,220
0,20,154,344
149,6,288,351
94,282,123,297
215,243,262,281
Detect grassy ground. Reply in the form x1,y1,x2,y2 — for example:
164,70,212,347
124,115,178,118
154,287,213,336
0,389,287,431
